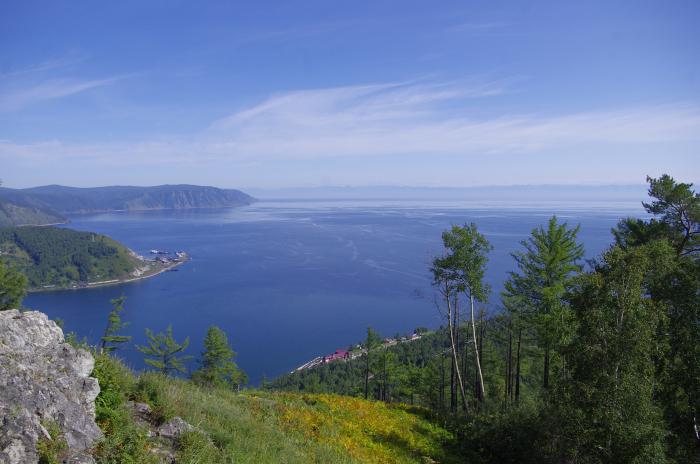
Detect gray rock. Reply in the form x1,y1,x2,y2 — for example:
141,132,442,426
0,309,102,463
157,416,194,440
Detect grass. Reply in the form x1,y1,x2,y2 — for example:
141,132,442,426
90,354,461,464
37,421,67,464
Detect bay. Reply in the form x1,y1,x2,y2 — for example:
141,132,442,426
24,199,643,384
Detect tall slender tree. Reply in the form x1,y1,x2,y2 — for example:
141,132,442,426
434,223,492,403
432,252,469,411
100,296,131,353
363,327,381,400
504,216,584,390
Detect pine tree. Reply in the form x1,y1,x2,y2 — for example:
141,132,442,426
136,325,192,375
100,296,132,353
503,216,583,391
192,325,247,390
642,174,700,256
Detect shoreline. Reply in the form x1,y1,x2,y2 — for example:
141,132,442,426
27,258,188,293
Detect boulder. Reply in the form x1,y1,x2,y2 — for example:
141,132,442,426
0,309,102,463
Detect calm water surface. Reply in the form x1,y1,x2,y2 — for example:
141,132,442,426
25,199,643,384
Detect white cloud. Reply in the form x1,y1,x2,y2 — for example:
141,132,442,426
0,75,129,111
1,80,699,172
202,81,700,160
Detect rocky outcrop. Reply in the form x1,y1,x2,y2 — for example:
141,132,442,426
0,309,102,464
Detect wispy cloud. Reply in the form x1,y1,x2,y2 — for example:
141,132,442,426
203,81,700,160
0,52,87,78
2,80,699,170
0,74,131,111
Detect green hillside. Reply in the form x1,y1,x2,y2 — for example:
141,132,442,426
0,226,145,289
0,201,65,227
90,354,460,464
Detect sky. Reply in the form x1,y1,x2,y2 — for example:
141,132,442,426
1,0,699,189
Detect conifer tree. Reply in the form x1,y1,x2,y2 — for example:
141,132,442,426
192,325,247,390
137,325,192,375
642,174,700,256
100,296,131,353
504,216,583,390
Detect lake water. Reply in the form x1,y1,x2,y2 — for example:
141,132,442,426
24,199,644,384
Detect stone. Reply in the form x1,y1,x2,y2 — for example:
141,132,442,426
0,309,102,463
157,416,194,440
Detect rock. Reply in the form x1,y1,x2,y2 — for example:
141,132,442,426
0,309,102,464
126,401,153,427
157,416,194,440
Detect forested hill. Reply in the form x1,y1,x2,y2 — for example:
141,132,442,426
0,200,65,227
0,226,146,289
0,184,255,224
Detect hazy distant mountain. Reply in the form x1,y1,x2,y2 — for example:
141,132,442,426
0,201,65,227
248,184,649,203
0,184,255,225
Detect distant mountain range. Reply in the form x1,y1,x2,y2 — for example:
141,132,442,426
0,184,255,226
247,184,650,202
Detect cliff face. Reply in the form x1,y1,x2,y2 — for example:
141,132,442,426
0,309,102,463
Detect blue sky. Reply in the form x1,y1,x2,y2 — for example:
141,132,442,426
1,0,699,188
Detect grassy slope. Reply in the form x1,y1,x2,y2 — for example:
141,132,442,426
91,354,460,464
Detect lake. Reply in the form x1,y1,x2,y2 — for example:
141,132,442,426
24,199,644,384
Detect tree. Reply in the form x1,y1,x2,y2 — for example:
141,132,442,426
432,251,469,411
436,223,492,402
612,175,700,459
642,174,700,256
363,327,381,399
192,326,247,390
503,216,583,390
100,296,131,353
0,259,26,310
136,325,192,375
552,245,668,463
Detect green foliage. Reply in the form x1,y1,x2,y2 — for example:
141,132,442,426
642,174,700,256
0,258,26,310
90,354,158,463
176,430,220,463
0,226,141,288
37,421,68,464
137,325,192,375
503,216,584,390
100,296,132,353
613,217,671,249
550,245,669,463
455,404,546,464
191,325,247,390
435,223,492,301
